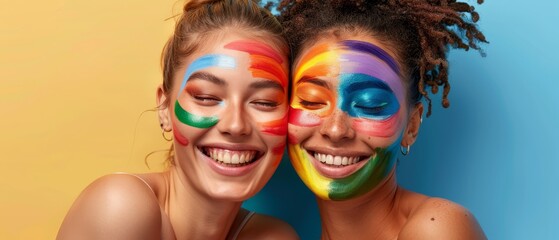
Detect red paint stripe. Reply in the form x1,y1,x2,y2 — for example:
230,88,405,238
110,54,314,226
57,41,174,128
272,143,286,155
261,114,288,136
287,133,299,144
224,41,284,64
172,121,189,146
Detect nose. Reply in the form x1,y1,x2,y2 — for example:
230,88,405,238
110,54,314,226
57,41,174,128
319,109,355,143
216,102,252,137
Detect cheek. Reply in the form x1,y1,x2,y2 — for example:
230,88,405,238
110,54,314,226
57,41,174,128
354,109,406,146
171,115,210,147
259,113,288,136
287,124,315,145
351,111,401,138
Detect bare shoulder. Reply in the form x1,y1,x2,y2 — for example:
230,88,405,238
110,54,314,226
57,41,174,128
399,197,486,240
57,173,163,240
237,213,299,240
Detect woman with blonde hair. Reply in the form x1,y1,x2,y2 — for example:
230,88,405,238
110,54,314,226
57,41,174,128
58,0,297,239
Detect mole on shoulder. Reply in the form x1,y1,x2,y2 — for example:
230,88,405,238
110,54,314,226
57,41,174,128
430,217,435,221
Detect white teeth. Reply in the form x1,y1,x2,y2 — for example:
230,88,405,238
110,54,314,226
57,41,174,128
334,156,342,165
313,152,364,166
223,152,231,163
326,155,333,164
206,148,257,165
231,154,240,164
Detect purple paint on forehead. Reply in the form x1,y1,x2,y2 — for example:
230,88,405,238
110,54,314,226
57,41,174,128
341,40,400,74
339,53,404,103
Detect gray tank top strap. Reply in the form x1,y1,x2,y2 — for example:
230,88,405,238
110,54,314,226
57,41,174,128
226,208,256,240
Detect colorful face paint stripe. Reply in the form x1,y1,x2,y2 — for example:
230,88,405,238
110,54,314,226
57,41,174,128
272,143,286,155
172,119,189,146
339,54,404,104
341,40,400,74
225,41,287,87
288,107,322,127
288,144,330,199
175,54,235,128
287,135,401,200
174,101,219,128
248,55,287,86
351,114,401,138
177,54,236,98
260,114,288,136
295,51,340,81
224,41,284,64
328,145,398,200
297,43,332,69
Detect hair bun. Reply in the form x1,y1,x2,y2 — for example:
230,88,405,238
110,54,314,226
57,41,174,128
184,0,223,12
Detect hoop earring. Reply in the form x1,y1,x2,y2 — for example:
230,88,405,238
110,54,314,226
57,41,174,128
400,145,410,156
162,131,173,141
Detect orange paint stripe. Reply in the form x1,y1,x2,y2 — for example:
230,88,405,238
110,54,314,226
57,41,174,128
297,43,331,67
249,55,287,86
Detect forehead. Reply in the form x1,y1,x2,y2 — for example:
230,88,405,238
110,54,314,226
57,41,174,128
293,37,405,104
295,36,400,70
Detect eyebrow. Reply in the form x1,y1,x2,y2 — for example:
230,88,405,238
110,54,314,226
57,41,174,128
250,79,285,92
187,72,226,86
297,77,331,90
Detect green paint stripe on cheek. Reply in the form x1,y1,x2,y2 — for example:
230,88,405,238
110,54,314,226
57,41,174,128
174,100,218,129
328,147,397,200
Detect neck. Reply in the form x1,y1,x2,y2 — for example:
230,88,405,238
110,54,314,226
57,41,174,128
166,166,242,240
317,169,401,240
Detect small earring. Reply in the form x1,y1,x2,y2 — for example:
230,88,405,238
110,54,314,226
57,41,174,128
420,117,423,124
162,130,173,141
400,145,410,156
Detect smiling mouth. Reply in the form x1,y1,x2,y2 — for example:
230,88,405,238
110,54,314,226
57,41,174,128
200,147,262,167
307,150,369,167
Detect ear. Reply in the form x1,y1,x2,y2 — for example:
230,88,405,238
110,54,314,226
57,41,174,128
157,84,172,132
401,102,423,147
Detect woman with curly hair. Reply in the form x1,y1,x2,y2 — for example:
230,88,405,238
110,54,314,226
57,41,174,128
278,0,488,239
57,0,298,239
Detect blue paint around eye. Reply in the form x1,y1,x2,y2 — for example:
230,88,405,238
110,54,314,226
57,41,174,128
177,54,236,98
339,73,400,120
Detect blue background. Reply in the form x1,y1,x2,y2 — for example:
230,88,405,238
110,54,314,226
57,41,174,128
244,1,559,239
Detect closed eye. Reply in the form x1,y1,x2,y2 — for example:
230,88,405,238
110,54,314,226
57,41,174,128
299,99,327,110
193,95,221,106
251,100,280,111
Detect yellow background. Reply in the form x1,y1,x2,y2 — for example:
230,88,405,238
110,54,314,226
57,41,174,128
0,0,182,238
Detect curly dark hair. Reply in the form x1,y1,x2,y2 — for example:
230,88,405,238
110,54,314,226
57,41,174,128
277,0,488,116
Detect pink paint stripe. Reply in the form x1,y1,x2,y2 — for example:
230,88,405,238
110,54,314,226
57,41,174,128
351,114,401,138
288,107,322,127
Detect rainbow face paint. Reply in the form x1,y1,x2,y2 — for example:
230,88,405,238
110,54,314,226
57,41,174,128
175,54,235,128
288,136,401,200
225,40,288,136
288,40,406,200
